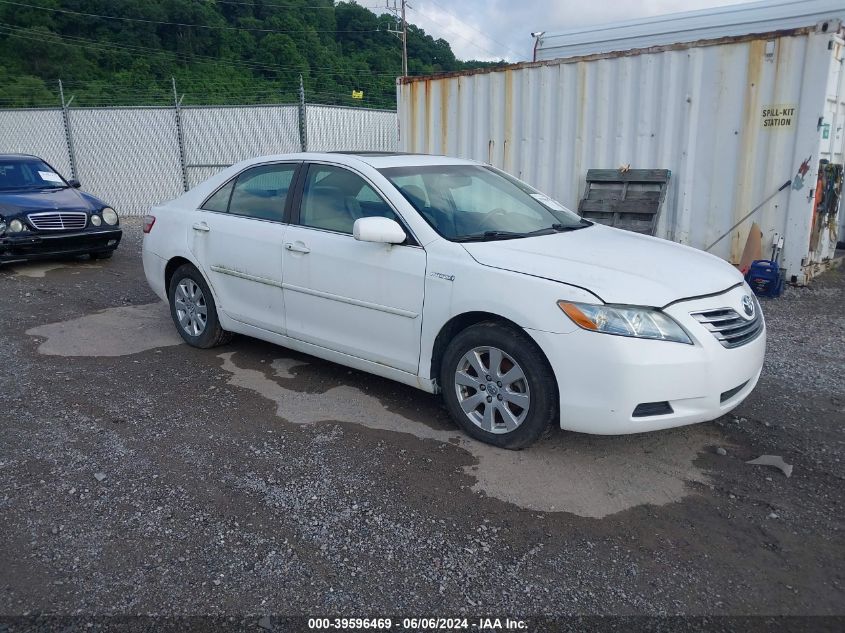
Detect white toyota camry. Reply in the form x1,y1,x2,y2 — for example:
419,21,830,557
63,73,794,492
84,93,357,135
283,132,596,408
142,152,765,449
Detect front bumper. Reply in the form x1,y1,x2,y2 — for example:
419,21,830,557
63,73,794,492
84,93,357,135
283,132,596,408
527,284,766,435
0,228,122,263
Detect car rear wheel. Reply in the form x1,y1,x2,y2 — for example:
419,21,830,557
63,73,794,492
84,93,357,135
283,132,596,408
168,263,232,348
440,322,557,449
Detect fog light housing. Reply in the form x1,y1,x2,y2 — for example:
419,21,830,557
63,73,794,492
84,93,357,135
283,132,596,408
632,401,674,417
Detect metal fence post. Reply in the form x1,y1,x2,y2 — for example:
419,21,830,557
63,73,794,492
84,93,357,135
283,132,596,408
58,80,78,180
298,74,308,152
172,77,189,192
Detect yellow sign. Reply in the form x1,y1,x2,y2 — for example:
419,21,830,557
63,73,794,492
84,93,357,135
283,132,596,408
352,90,364,100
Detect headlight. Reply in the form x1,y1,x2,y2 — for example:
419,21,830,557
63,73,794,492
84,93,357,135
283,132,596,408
0,220,6,235
9,219,24,233
558,301,692,344
102,207,118,225
90,214,102,226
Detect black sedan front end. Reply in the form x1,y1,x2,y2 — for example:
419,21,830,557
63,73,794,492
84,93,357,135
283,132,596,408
0,154,122,265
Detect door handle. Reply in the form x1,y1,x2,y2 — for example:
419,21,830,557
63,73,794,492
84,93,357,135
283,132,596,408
192,222,210,232
284,242,310,254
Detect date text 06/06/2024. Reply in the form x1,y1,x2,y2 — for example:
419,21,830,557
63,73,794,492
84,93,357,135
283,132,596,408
306,617,528,630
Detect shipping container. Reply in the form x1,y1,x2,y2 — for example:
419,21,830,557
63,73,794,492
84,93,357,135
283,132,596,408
397,0,845,284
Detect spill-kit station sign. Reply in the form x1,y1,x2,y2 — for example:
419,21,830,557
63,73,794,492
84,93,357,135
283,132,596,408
762,104,797,129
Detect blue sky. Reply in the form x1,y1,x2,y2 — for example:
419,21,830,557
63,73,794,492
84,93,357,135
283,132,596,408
400,0,751,61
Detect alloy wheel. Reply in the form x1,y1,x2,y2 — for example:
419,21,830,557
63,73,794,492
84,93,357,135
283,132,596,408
174,278,208,337
454,346,531,434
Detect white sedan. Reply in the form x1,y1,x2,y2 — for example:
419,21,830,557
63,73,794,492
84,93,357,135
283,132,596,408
142,152,765,449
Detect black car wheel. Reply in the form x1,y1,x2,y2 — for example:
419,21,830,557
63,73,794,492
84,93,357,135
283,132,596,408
168,263,232,348
441,322,557,449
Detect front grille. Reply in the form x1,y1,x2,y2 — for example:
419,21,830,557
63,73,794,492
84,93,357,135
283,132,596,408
691,307,763,348
27,212,87,230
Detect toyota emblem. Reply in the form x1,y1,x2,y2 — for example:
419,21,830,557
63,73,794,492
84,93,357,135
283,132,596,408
741,294,755,318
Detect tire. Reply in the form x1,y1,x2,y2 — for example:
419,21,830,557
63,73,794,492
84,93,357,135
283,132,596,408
440,322,557,449
168,263,233,348
90,251,114,260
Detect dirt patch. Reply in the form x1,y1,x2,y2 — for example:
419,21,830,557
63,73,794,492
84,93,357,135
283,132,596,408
218,350,718,517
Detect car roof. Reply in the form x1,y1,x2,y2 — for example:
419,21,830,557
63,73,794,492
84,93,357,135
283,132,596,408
0,153,41,161
234,151,482,171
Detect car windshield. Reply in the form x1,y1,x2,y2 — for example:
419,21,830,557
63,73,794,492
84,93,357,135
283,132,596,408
380,164,589,241
0,158,68,191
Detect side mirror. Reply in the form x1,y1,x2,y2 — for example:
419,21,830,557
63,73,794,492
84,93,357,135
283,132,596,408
67,178,81,188
353,217,406,244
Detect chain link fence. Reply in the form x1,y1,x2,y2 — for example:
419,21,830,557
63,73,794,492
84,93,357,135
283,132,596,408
0,100,398,216
0,109,72,178
306,104,398,153
181,104,302,190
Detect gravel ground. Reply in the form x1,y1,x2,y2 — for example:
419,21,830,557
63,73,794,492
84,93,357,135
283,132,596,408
0,218,843,624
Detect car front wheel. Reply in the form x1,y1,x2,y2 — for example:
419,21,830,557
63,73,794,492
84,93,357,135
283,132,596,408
168,263,232,348
440,322,557,449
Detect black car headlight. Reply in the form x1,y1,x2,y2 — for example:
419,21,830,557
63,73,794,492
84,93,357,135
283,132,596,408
0,219,6,236
102,207,118,225
9,219,24,233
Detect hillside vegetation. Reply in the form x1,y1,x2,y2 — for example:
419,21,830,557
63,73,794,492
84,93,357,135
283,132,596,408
0,0,504,108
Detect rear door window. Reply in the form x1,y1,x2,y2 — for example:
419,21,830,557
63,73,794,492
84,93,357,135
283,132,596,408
202,180,235,213
228,163,298,222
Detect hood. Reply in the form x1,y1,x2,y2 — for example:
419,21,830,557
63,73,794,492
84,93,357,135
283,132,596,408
462,224,744,307
0,187,100,216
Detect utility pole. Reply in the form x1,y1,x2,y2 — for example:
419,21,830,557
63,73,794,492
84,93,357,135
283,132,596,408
387,0,408,77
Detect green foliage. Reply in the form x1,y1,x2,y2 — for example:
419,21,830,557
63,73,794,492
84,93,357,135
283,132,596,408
0,0,506,108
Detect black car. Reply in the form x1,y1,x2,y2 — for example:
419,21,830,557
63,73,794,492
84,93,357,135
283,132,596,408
0,154,122,265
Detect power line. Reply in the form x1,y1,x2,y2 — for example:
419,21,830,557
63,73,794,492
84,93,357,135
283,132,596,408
0,24,412,79
176,0,387,10
0,0,385,33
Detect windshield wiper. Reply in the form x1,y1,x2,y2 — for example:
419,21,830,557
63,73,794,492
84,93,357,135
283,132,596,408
520,221,592,237
550,219,592,232
454,230,531,242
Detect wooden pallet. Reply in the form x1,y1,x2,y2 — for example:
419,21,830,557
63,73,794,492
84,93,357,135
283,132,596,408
578,169,671,236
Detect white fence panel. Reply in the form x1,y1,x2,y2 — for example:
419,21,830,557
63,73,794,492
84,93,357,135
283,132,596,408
307,105,397,152
182,105,301,188
0,109,72,178
0,103,398,215
71,107,184,216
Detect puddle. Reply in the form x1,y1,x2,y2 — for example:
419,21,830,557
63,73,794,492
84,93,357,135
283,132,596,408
218,352,719,517
25,301,719,516
26,302,182,356
7,262,100,278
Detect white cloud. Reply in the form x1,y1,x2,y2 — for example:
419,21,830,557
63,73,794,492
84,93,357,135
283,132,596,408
408,0,752,62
